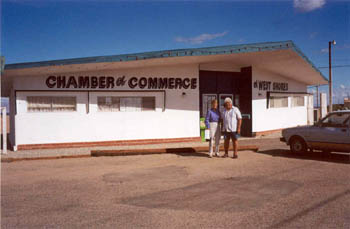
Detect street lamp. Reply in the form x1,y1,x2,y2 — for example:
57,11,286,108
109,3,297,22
329,40,336,112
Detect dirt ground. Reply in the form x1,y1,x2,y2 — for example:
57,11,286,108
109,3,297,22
1,138,350,228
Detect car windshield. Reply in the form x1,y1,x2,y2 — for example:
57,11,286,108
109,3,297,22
320,113,350,128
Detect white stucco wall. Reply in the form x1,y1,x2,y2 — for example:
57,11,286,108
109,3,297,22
252,68,308,133
13,64,199,145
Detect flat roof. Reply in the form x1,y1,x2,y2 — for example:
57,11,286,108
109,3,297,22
2,40,329,97
4,40,327,81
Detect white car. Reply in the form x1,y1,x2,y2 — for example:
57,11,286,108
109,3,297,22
281,110,350,154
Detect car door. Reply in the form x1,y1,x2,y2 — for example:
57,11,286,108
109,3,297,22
307,113,350,152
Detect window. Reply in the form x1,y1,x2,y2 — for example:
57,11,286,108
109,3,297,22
320,113,350,128
292,96,305,107
27,96,76,112
202,94,217,117
120,97,142,112
98,97,120,112
97,96,155,112
142,97,156,111
270,96,288,108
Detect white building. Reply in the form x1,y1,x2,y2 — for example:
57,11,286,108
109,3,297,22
1,41,328,150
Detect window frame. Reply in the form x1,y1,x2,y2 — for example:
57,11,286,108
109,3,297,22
267,92,310,109
92,91,163,113
269,96,289,108
27,95,77,113
319,113,350,128
291,96,305,107
96,96,156,112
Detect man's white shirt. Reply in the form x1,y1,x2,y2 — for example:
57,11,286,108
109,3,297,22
222,106,242,132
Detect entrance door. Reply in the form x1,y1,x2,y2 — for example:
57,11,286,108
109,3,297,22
199,69,252,136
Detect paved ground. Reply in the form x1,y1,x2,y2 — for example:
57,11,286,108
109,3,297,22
1,138,350,228
1,131,282,159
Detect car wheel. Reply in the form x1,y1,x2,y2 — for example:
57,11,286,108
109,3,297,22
290,137,307,154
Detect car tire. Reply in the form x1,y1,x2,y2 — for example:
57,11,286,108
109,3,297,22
290,137,307,154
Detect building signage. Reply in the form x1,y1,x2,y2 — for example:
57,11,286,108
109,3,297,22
253,80,288,91
46,76,197,89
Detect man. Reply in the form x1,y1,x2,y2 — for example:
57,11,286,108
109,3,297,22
221,97,242,159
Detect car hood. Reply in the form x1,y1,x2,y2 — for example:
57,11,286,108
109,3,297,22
283,125,313,133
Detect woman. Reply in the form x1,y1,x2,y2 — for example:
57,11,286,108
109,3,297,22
205,99,221,158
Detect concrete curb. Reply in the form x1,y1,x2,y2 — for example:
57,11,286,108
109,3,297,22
91,145,259,157
1,145,259,162
1,155,90,163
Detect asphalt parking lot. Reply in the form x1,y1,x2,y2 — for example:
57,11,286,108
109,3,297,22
1,138,350,228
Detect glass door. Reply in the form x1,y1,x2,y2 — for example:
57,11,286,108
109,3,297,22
219,94,233,113
202,94,217,118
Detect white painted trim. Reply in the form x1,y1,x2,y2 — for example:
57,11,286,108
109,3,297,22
1,107,7,154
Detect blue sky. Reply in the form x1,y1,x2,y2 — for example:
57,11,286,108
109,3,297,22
1,0,349,104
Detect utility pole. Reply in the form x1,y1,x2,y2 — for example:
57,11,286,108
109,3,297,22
329,40,336,112
316,85,319,108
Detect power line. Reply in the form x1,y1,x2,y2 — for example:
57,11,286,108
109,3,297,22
318,65,350,69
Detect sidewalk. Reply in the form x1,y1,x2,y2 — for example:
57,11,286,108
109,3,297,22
1,131,281,162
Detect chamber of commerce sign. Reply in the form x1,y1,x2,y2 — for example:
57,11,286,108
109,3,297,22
46,75,197,89
253,80,288,91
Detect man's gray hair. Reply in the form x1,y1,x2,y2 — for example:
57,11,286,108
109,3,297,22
224,97,232,104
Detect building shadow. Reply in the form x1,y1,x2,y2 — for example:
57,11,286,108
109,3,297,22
257,149,350,164
166,147,210,158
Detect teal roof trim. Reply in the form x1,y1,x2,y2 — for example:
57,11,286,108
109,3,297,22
291,43,328,82
4,40,327,82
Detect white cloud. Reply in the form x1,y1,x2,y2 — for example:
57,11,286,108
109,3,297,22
294,0,326,12
320,48,328,53
309,32,318,39
340,84,345,89
175,31,228,45
336,44,350,50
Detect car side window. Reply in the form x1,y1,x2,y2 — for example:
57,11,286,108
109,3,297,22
344,116,350,127
320,113,349,128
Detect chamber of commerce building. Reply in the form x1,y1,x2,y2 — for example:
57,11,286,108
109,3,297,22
1,41,328,150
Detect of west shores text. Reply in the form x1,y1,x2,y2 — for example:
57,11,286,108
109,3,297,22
46,76,198,89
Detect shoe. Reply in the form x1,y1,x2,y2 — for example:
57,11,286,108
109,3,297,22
209,154,213,158
232,155,238,159
223,154,228,158
215,153,220,157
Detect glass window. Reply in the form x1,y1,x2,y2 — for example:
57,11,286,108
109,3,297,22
320,113,350,128
98,96,155,112
270,96,288,108
98,96,120,112
219,94,233,113
120,97,142,112
27,96,76,112
202,94,217,117
292,96,305,107
142,97,155,111
234,94,240,108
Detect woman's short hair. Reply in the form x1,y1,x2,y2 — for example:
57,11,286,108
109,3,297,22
211,99,218,105
224,97,233,104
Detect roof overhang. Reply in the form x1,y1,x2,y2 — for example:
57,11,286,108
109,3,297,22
1,41,328,96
